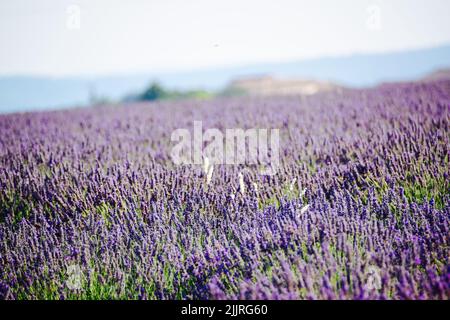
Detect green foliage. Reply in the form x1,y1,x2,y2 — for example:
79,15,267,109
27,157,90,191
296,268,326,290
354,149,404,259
138,82,213,102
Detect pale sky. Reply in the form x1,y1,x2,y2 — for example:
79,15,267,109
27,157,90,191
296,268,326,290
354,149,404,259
1,0,450,76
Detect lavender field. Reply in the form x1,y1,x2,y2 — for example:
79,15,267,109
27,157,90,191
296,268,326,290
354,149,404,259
0,80,448,300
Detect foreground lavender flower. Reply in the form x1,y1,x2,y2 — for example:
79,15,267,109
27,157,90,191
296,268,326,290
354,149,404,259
0,80,448,300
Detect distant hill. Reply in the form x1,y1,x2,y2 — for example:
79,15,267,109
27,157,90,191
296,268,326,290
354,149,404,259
225,75,341,97
1,44,450,113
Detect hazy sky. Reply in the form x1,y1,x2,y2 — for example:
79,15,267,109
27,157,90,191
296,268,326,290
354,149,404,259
1,0,450,76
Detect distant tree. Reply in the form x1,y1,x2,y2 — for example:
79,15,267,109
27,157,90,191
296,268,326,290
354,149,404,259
140,82,168,101
134,81,214,102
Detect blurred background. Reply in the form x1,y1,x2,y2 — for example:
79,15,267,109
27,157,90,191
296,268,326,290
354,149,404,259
1,0,450,113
